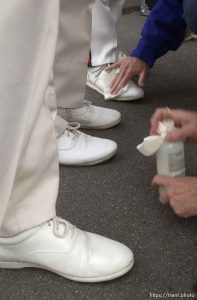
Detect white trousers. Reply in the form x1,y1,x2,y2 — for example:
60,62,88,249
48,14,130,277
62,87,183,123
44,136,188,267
0,0,93,236
54,0,94,110
91,0,125,66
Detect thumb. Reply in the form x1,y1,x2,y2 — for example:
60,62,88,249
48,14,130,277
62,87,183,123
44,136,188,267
152,175,174,188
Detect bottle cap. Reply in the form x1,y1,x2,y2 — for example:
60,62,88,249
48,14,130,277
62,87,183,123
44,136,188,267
161,119,175,133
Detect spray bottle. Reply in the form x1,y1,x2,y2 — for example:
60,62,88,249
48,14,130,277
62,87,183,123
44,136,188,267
137,119,185,196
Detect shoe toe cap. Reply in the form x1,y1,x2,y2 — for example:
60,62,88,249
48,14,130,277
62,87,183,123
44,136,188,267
116,81,144,101
95,138,117,157
90,106,121,128
124,87,144,99
84,137,117,163
87,232,134,278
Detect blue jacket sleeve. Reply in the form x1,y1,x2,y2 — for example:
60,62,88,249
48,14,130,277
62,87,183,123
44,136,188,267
131,0,187,67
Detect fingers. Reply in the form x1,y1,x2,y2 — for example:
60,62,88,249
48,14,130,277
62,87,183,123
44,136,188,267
110,67,134,94
107,57,148,93
152,176,170,205
159,193,169,205
166,126,189,142
111,71,131,94
150,108,170,135
152,175,177,206
150,108,185,135
105,62,121,72
152,175,174,188
110,67,126,93
150,107,193,141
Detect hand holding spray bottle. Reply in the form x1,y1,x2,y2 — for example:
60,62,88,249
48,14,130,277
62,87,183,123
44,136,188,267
137,119,185,196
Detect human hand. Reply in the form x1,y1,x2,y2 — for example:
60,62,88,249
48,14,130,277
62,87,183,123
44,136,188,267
105,56,149,95
150,108,197,143
152,175,197,218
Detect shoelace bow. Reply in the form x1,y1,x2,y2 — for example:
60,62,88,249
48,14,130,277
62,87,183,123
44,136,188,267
64,122,80,138
61,101,92,138
48,217,75,239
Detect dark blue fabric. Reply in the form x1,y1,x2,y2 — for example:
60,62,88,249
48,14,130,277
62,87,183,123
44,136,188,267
130,0,187,67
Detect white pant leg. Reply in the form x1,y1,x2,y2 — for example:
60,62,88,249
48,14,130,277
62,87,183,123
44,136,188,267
111,0,125,22
54,0,94,110
91,0,125,66
0,0,60,236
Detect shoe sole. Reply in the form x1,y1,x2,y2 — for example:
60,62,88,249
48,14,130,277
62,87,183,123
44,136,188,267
86,80,144,101
0,259,134,283
59,148,117,167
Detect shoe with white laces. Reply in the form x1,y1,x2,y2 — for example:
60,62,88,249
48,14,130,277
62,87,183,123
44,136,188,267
87,52,144,101
58,100,121,129
0,217,134,282
58,123,117,166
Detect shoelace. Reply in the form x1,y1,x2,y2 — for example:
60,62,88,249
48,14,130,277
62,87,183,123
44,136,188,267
48,217,75,239
89,50,126,78
91,64,109,78
90,64,121,87
64,122,80,138
89,50,125,77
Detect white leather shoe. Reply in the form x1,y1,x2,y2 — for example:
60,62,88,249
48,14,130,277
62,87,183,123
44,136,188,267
87,65,144,101
87,51,144,101
58,123,117,166
58,100,121,129
0,217,134,282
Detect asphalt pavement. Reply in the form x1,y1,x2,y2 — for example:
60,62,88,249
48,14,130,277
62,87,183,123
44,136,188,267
0,1,196,299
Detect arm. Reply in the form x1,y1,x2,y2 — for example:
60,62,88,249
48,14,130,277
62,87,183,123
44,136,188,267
106,0,187,93
131,0,187,67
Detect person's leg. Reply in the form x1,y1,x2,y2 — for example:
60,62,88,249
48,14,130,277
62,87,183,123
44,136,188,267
87,0,144,102
0,0,59,236
54,0,121,131
91,0,125,66
54,0,94,109
183,0,197,34
53,0,120,166
0,1,134,282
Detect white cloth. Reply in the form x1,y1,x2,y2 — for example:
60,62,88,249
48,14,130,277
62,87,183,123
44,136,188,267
137,122,169,157
91,0,125,66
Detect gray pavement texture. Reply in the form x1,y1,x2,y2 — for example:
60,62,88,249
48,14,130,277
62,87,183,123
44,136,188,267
0,1,197,300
